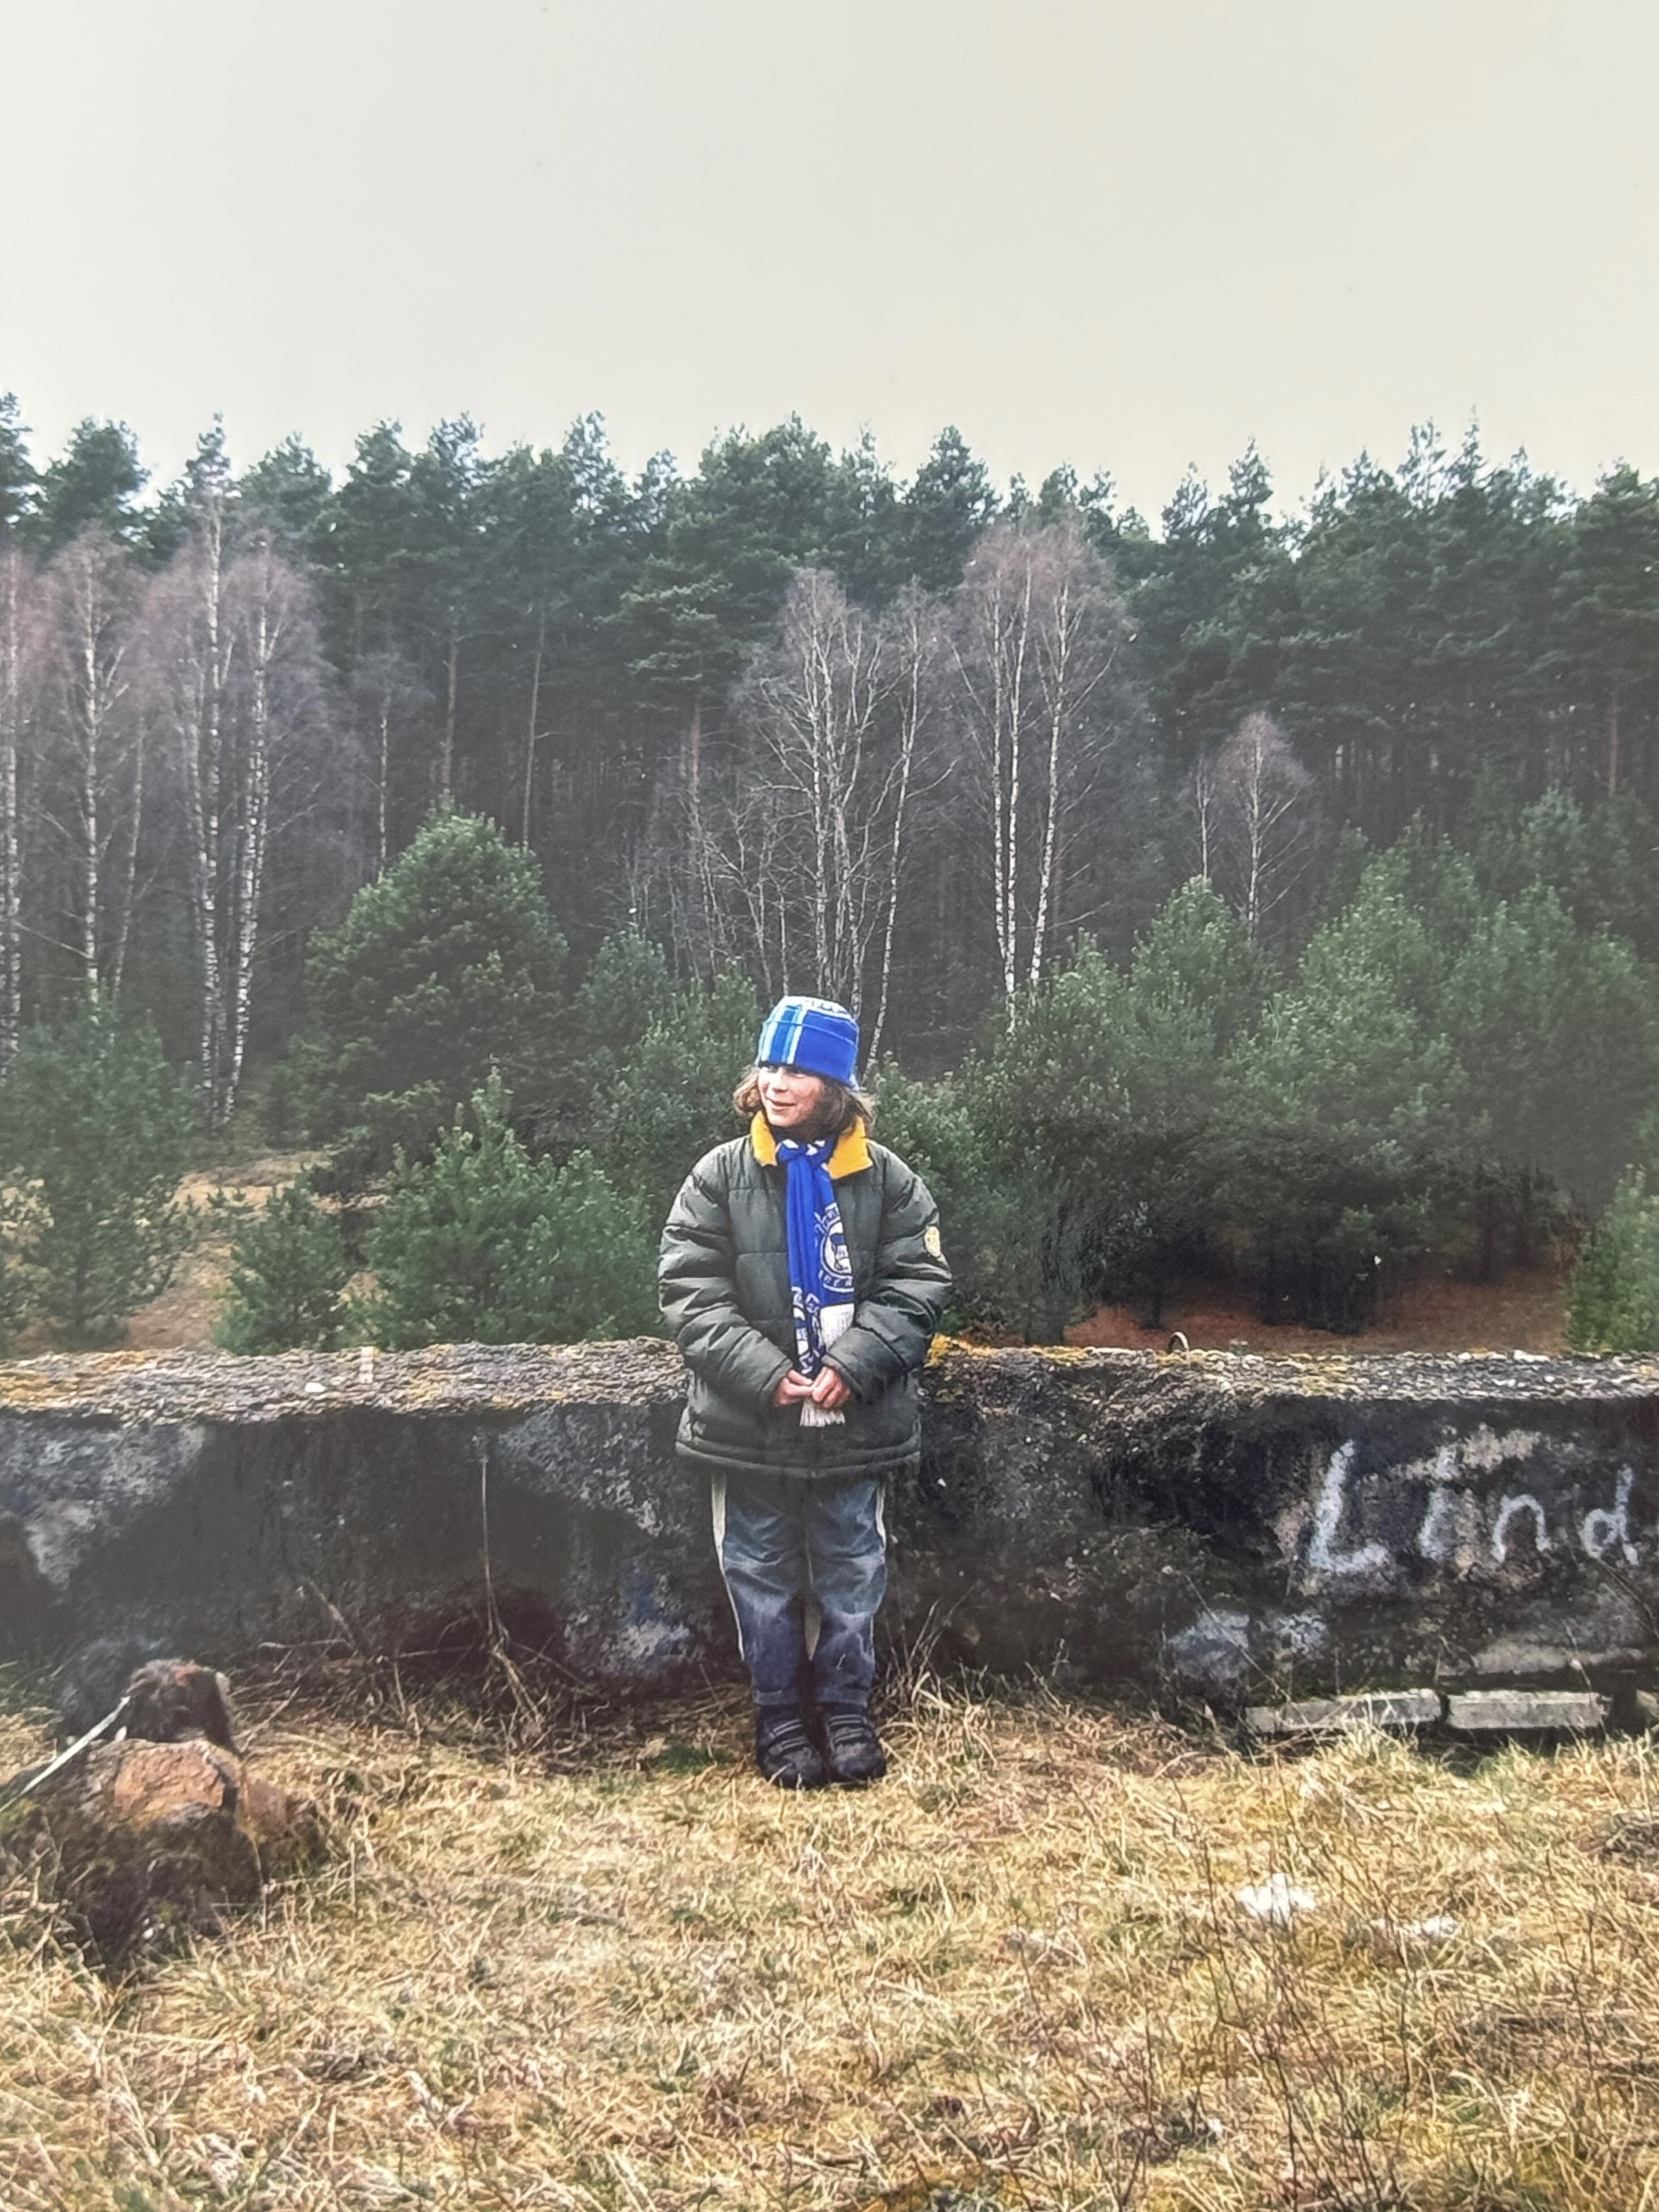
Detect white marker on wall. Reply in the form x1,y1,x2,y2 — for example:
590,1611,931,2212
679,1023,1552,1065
1307,1441,1394,1584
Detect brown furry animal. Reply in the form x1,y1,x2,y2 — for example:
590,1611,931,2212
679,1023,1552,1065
58,1641,239,1753
122,1661,240,1755
14,1655,322,1960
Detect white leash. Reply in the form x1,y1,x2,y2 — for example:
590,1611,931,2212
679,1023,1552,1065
6,1694,131,1802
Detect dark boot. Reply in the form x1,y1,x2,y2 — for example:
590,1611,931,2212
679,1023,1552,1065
755,1708,827,1790
822,1704,887,1786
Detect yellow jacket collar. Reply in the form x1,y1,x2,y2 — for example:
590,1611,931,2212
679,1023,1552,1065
750,1114,871,1180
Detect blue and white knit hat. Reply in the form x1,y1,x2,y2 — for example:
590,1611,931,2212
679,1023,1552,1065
756,997,860,1086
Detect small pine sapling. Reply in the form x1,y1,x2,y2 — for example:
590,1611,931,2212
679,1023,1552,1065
0,1004,193,1345
1567,1172,1659,1355
354,1074,657,1349
214,1180,352,1353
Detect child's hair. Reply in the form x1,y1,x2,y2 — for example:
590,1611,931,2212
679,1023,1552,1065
734,1067,876,1142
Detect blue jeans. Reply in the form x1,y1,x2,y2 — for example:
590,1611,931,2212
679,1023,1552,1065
711,1470,887,1711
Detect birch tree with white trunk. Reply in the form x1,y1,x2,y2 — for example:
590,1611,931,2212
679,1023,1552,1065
730,569,938,1037
1188,749,1219,885
146,442,235,1126
147,438,331,1132
1210,710,1316,940
218,530,321,1126
0,546,45,1062
46,529,142,1001
950,519,1131,1012
865,585,939,1062
351,647,426,878
634,702,756,985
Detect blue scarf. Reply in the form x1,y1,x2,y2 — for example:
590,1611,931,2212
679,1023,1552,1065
775,1134,855,1427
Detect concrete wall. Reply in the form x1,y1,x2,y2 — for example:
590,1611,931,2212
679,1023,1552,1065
2,1340,1657,1706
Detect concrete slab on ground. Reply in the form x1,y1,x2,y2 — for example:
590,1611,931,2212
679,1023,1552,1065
1247,1690,1444,1736
1447,1689,1609,1735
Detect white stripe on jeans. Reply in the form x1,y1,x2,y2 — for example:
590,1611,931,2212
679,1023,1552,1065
709,1471,746,1661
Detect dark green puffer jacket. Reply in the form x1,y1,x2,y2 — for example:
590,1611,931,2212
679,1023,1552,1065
659,1119,951,1479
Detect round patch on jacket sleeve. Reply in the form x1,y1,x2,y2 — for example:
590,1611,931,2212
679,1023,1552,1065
924,1224,944,1258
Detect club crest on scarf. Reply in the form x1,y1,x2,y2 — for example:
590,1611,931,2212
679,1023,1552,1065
819,1210,852,1289
775,1136,856,1427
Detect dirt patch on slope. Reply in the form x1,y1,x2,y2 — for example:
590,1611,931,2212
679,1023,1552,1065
96,1152,327,1355
1068,1268,1569,1357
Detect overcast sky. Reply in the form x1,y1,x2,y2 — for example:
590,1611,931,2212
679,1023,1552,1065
3,0,1656,522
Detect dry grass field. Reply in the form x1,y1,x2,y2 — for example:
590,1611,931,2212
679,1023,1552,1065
5,1668,1659,2211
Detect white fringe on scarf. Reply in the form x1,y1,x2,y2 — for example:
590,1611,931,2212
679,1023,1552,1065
798,1299,853,1426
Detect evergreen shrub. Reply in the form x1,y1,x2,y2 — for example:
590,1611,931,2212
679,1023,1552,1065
1567,1173,1659,1354
298,807,565,1176
873,1065,1091,1343
878,885,1267,1340
0,1003,193,1344
214,1180,352,1353
579,953,759,1229
354,1075,658,1349
1221,869,1471,1329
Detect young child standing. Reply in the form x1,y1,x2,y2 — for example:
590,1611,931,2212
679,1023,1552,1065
659,996,950,1787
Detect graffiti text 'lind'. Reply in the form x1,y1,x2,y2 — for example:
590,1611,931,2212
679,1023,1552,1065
1303,1439,1640,1586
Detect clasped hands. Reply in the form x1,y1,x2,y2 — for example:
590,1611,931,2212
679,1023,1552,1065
772,1365,852,1411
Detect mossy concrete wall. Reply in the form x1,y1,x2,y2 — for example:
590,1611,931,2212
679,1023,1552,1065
1,1340,1656,1705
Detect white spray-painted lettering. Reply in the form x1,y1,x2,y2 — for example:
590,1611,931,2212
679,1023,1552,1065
1582,1467,1639,1565
1491,1493,1551,1563
1297,1440,1645,1586
1416,1443,1482,1566
1306,1442,1395,1583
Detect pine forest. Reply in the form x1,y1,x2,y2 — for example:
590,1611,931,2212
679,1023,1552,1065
2,393,1659,1351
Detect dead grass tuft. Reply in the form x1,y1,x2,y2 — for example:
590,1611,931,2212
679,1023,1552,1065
6,1668,1659,2208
